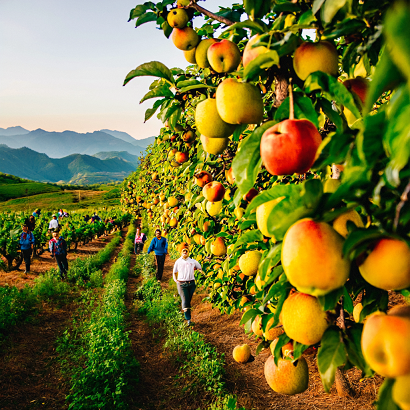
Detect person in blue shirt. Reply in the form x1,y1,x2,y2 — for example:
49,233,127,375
147,229,168,281
49,229,68,279
19,224,35,273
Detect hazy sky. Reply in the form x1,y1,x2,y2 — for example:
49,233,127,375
0,0,233,140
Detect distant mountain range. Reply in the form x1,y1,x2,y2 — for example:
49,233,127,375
0,127,155,158
0,145,139,184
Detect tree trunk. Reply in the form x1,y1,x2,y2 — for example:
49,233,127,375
274,75,289,108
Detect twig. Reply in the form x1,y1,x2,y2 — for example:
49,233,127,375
394,178,410,231
189,1,234,26
288,78,294,120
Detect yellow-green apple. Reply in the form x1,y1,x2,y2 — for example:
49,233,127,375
239,250,262,276
243,34,269,67
182,130,195,142
200,135,229,155
168,197,178,207
362,305,410,378
207,39,241,73
264,318,283,341
216,78,264,124
251,315,264,337
203,181,225,202
226,167,235,185
256,197,285,238
206,200,223,217
167,8,189,28
393,373,410,410
233,344,251,363
183,48,197,64
260,119,322,175
281,292,329,345
175,151,189,163
195,38,219,68
332,209,364,238
211,237,227,256
264,353,309,395
195,98,236,138
177,0,190,6
281,219,350,296
293,41,339,81
358,238,410,290
171,27,199,50
243,188,258,203
194,171,212,187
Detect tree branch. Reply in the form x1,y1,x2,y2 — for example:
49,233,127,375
394,178,410,231
189,1,234,26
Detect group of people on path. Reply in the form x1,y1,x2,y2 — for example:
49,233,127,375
135,227,201,326
18,208,68,278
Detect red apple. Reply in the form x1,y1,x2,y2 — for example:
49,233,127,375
203,181,225,202
207,40,241,73
243,188,258,202
182,130,195,142
194,171,213,187
343,77,369,104
260,119,322,176
175,151,189,163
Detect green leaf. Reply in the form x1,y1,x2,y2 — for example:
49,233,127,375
322,18,366,40
243,51,280,83
342,227,385,260
364,50,405,114
376,379,400,410
274,93,319,127
135,12,157,28
244,0,272,19
342,286,354,314
321,0,347,24
317,287,343,311
161,21,173,38
312,0,326,15
317,326,347,393
385,1,410,84
318,98,343,131
344,324,373,377
144,99,165,122
305,72,360,118
223,19,266,35
234,230,264,251
128,3,155,21
240,308,259,326
232,121,275,195
258,244,282,282
140,84,174,103
301,179,323,209
178,84,212,94
124,61,174,86
273,333,291,366
293,342,310,361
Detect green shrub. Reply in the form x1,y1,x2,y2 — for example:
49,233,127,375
32,268,71,302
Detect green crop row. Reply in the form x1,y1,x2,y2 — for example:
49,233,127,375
58,224,138,409
134,253,246,410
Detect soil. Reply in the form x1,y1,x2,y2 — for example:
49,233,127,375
125,255,407,410
0,229,127,410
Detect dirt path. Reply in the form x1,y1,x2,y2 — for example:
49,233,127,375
126,255,382,410
0,229,127,410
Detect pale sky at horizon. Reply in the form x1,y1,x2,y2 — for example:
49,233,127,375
0,0,233,140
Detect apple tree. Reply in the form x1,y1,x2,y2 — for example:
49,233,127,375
121,0,410,408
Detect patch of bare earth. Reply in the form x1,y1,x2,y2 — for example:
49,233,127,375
126,254,406,410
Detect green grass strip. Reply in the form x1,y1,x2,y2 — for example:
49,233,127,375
58,223,139,410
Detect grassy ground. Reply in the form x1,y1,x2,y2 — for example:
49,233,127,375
0,183,61,201
0,189,120,213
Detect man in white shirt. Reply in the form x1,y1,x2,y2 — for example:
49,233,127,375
173,248,202,326
48,214,59,231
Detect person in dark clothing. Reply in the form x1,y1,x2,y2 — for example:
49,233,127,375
49,229,68,279
25,215,36,232
84,214,90,223
19,224,35,273
147,229,168,281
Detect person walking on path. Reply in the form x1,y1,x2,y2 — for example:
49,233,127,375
19,224,35,273
147,229,168,281
134,226,147,255
173,248,202,326
25,215,36,232
48,214,59,231
49,229,68,279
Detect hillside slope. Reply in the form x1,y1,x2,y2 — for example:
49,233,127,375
0,145,135,183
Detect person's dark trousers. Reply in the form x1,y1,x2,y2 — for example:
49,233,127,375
55,254,69,279
22,249,32,272
155,254,166,281
177,281,196,321
134,243,144,254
